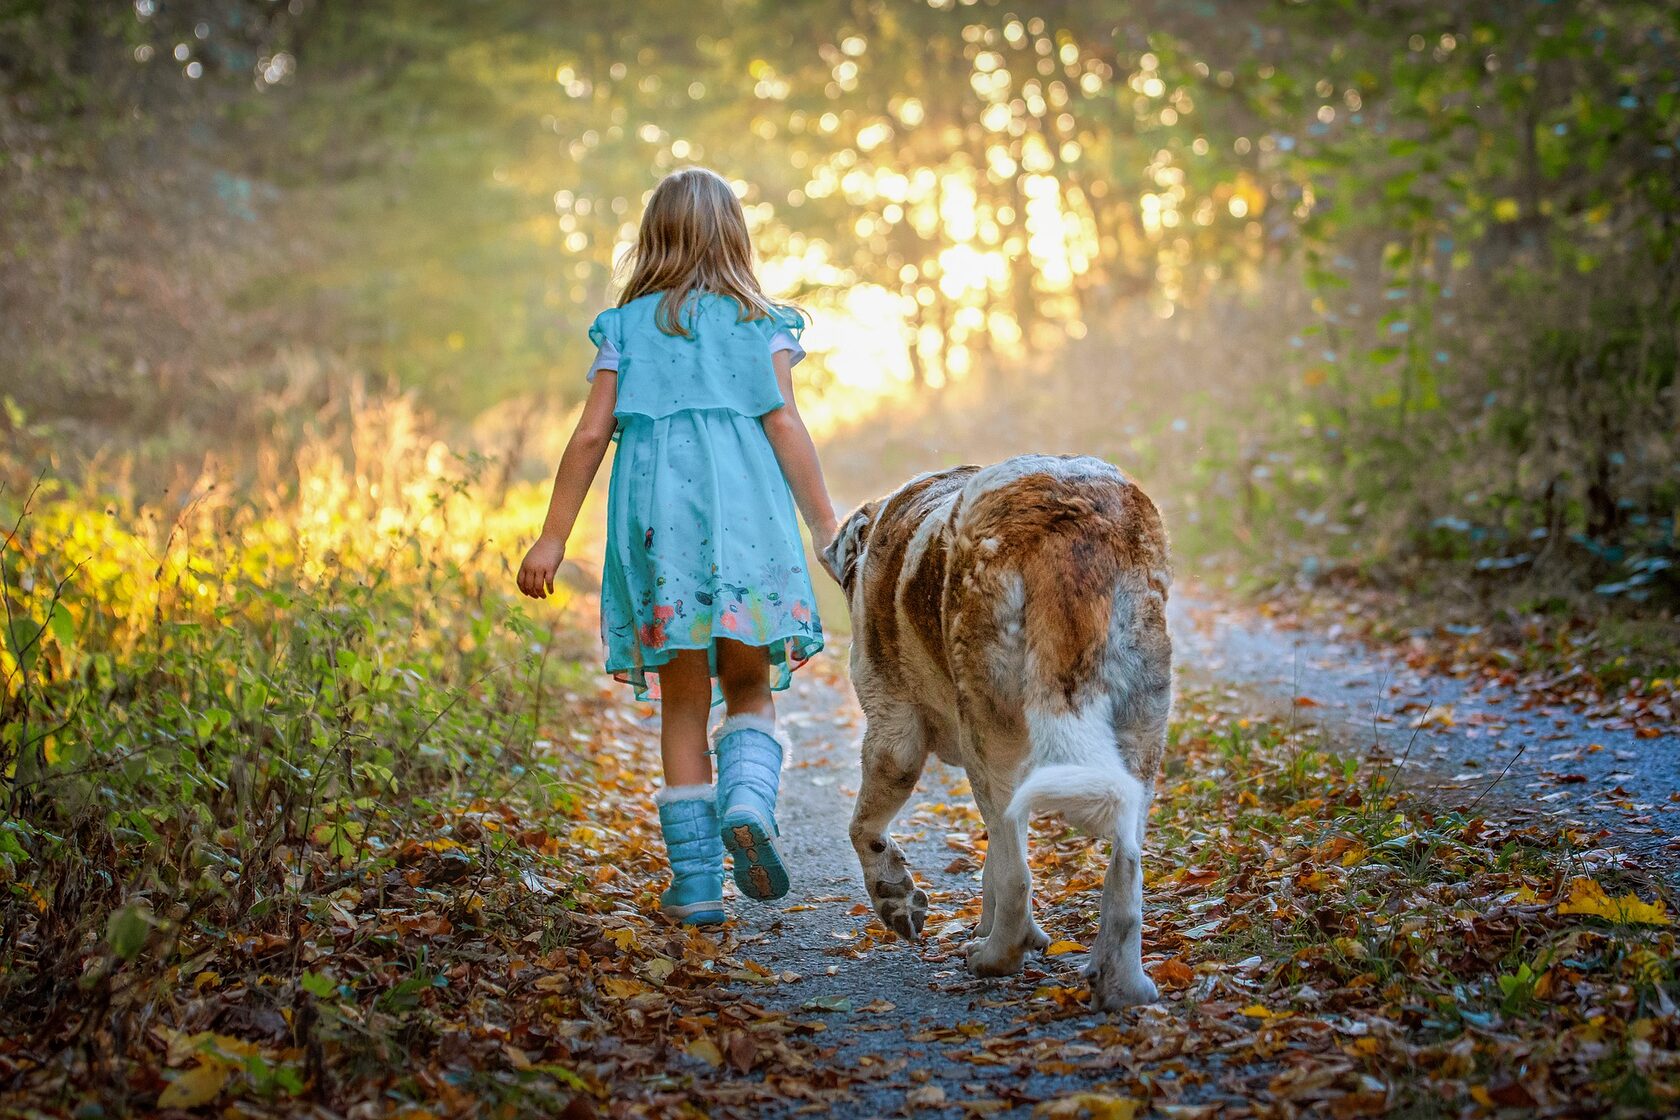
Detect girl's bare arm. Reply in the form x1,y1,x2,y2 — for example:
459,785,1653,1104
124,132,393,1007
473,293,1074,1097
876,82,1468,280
517,372,618,599
760,351,839,561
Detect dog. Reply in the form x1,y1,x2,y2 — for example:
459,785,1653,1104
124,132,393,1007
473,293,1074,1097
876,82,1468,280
822,455,1172,1011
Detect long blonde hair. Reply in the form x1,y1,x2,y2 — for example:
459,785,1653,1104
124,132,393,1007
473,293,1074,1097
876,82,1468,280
616,167,793,337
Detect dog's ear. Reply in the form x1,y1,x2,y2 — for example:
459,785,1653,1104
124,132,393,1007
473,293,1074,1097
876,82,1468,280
821,503,875,591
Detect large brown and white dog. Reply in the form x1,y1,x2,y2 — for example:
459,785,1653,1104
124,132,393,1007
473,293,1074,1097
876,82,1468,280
822,455,1171,1011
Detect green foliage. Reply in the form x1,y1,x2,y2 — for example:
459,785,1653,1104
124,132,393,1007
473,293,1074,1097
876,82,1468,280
4,0,1676,614
0,392,583,1052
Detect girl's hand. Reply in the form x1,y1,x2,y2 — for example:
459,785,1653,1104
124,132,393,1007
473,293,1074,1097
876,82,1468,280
809,518,838,559
518,535,566,599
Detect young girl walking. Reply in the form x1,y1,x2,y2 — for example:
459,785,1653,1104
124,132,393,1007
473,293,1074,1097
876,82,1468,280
516,167,839,926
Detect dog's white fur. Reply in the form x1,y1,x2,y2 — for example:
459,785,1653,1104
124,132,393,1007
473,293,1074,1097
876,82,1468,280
825,456,1172,1011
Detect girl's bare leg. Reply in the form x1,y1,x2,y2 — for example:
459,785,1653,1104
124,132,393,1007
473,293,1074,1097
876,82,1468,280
715,638,774,721
657,650,714,787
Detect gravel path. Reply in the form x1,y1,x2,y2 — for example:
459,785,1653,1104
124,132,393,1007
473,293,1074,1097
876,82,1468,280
725,664,1214,1117
705,588,1676,1116
1170,592,1679,884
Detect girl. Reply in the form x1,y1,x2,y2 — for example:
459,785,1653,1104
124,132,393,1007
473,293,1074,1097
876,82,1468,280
516,167,838,926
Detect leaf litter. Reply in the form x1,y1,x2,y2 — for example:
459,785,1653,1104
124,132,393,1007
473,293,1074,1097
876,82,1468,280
4,656,1677,1117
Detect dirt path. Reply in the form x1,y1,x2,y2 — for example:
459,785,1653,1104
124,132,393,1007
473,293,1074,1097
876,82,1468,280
1169,592,1679,883
693,588,1676,1115
721,663,1254,1116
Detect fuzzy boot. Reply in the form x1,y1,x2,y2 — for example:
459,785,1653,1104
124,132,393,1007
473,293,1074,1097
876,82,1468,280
713,715,791,901
655,784,727,925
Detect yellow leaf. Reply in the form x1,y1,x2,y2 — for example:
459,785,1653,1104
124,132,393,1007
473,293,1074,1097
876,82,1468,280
600,977,647,999
604,927,637,951
686,1037,723,1068
1492,198,1521,222
1240,1004,1274,1019
1469,1085,1494,1108
157,1062,230,1110
1331,937,1369,961
1045,940,1087,956
1296,870,1335,892
1034,1093,1144,1120
1557,877,1671,926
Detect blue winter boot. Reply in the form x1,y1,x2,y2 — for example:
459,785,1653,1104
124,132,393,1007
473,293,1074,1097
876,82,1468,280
713,715,791,901
655,785,726,926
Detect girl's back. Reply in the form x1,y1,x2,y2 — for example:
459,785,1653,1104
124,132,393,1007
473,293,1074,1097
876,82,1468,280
590,291,802,422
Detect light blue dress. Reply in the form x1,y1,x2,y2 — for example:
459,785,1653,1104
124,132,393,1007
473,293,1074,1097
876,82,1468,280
587,291,823,703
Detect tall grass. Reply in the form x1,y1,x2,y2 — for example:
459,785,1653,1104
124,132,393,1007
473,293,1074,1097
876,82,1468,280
0,383,589,1052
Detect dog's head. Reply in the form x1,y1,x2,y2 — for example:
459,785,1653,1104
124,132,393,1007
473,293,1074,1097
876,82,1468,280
821,501,877,594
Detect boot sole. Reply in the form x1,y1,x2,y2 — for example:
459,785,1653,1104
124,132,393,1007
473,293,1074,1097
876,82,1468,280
662,898,727,925
720,810,790,901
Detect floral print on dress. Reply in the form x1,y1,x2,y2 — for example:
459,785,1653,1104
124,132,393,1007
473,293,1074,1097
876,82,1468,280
605,558,820,703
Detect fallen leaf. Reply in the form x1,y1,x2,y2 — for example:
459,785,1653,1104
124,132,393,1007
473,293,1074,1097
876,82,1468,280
1556,877,1671,926
1034,1093,1144,1120
685,1037,723,1068
1151,957,1195,990
157,1061,230,1110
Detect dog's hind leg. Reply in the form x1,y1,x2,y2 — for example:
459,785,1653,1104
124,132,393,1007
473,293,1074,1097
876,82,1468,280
1082,784,1157,1011
849,706,930,940
1083,711,1166,1011
965,771,1036,977
970,770,1049,950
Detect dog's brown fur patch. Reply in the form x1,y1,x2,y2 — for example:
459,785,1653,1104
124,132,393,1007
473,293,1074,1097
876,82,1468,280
856,468,977,690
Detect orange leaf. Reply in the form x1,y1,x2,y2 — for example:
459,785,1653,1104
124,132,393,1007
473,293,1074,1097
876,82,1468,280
1151,957,1195,990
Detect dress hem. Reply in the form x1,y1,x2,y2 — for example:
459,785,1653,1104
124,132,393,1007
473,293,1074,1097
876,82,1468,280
604,631,824,705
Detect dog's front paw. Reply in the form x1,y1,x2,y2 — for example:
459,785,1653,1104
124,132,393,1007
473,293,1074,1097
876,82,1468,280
1083,956,1159,1011
965,933,1027,978
875,885,929,941
1025,920,1050,951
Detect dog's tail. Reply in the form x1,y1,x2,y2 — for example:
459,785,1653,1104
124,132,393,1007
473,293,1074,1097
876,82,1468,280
1005,706,1147,853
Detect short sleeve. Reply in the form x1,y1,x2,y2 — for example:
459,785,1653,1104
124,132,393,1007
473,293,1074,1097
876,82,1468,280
767,330,805,368
586,307,622,382
760,304,807,367
587,336,619,382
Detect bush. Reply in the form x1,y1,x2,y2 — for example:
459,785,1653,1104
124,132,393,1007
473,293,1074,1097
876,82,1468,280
0,388,587,1073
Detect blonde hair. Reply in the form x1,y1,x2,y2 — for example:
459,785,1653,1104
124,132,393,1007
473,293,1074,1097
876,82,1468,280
617,167,796,337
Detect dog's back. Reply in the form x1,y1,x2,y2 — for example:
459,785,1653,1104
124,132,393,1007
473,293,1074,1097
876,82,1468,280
948,457,1170,743
843,454,1171,795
